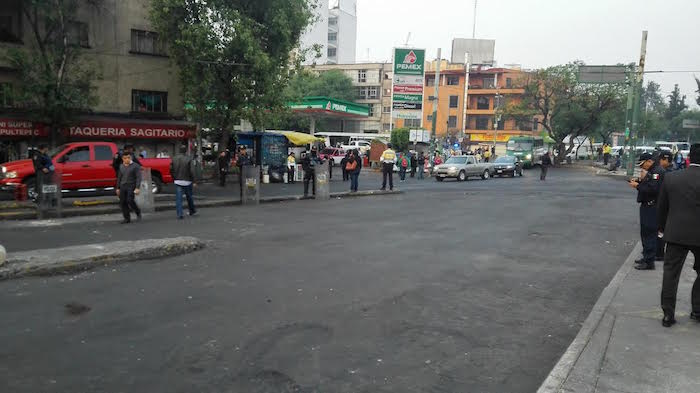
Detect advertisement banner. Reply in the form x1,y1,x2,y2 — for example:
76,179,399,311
392,48,426,123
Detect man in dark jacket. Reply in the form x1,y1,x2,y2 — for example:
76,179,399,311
237,146,253,200
170,145,197,219
112,144,140,175
629,152,666,270
341,151,350,182
540,152,552,180
116,151,142,223
217,151,229,187
417,152,426,180
301,146,322,197
657,144,700,327
410,152,418,177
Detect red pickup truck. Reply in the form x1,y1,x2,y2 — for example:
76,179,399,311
0,142,173,196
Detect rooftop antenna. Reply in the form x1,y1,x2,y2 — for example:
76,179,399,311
404,32,412,47
472,0,477,38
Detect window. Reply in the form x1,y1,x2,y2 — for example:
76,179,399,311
327,47,336,57
427,114,433,122
0,14,21,43
447,75,460,86
368,86,378,99
63,146,90,162
497,118,504,130
405,119,421,128
131,30,167,56
132,90,168,113
506,78,513,88
67,21,89,48
95,146,113,161
0,83,12,108
449,95,459,108
476,117,490,130
368,104,375,117
484,79,495,89
328,17,338,26
384,88,391,96
328,32,337,41
476,97,490,110
358,69,366,83
382,123,391,131
382,106,391,114
425,77,435,86
428,95,436,101
448,116,457,128
357,87,367,99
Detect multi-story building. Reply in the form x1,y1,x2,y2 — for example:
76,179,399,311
299,0,357,66
0,0,193,162
309,62,391,134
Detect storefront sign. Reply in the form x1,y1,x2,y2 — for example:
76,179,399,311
0,119,47,137
0,118,195,140
392,48,426,122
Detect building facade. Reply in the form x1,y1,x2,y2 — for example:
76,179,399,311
309,62,391,134
299,0,357,66
299,0,329,65
0,0,192,163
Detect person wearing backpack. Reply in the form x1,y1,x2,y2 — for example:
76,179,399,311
399,153,409,181
346,149,362,192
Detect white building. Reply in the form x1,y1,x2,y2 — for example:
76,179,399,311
299,0,356,65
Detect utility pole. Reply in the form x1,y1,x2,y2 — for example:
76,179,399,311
626,30,648,177
431,48,442,156
472,0,478,39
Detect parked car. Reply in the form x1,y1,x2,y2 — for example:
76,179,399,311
433,155,495,181
340,140,371,154
0,142,173,197
319,147,347,166
492,155,523,177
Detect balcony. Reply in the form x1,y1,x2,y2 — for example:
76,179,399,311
466,108,495,115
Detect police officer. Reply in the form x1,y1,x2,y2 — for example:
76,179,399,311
655,151,674,261
629,152,666,270
301,146,321,197
379,143,396,191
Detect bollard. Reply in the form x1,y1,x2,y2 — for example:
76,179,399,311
0,244,6,266
37,169,62,219
135,167,155,213
314,165,330,201
241,165,260,205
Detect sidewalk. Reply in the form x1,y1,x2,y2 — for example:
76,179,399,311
539,243,700,393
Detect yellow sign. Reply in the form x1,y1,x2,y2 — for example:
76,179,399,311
468,133,512,143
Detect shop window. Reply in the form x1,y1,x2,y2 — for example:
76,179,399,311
132,90,168,113
63,146,90,162
447,75,460,86
94,145,113,161
130,29,167,56
67,21,89,48
448,116,457,128
476,97,490,110
449,95,459,108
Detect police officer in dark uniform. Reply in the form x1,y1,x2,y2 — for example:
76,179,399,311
629,152,666,270
301,146,321,197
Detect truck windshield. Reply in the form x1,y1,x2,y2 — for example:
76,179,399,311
507,141,533,151
445,157,467,164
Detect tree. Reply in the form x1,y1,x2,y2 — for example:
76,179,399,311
666,84,687,121
641,81,666,113
150,0,316,151
390,127,410,153
2,0,100,146
695,77,700,107
506,63,625,163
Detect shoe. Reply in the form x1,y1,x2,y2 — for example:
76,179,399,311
120,219,131,224
690,312,700,322
634,257,645,264
634,263,655,270
662,314,676,327
188,211,197,216
177,216,184,220
380,188,386,191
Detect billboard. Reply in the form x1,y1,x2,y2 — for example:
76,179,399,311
392,48,425,121
451,38,495,65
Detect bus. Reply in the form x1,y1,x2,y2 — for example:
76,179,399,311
315,132,390,148
506,136,546,168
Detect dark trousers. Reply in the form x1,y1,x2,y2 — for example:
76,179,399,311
639,204,658,263
303,169,315,196
399,167,407,180
119,188,140,221
219,170,227,186
603,153,610,165
381,163,394,190
657,238,666,260
540,165,549,180
661,243,700,317
328,165,332,180
288,167,295,183
342,168,349,181
410,167,416,177
350,172,359,191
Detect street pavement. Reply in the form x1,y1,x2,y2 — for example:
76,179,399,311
0,167,642,393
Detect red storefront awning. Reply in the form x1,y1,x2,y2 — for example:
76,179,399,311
0,118,196,140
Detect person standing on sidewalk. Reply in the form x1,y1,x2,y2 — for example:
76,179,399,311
116,152,142,224
410,152,417,178
603,143,611,166
417,152,425,180
379,143,396,191
655,151,674,260
341,151,350,182
657,144,700,327
540,152,552,180
287,152,296,184
302,147,321,197
170,145,197,220
346,149,361,192
629,152,665,271
217,151,229,187
399,153,408,181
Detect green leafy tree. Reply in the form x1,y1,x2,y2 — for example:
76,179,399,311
506,63,625,163
695,77,700,107
666,84,688,120
390,127,410,153
150,0,316,151
641,81,666,113
2,0,100,146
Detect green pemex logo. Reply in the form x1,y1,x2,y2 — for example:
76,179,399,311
397,50,422,71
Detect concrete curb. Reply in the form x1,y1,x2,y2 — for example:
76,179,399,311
536,241,642,393
0,236,204,281
0,190,403,221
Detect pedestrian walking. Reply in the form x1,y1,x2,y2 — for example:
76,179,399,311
629,152,666,270
379,143,396,191
341,151,350,181
655,151,673,260
417,152,426,180
399,153,408,181
112,144,140,176
236,146,253,200
302,146,322,197
603,144,611,166
657,143,700,327
673,150,685,170
347,149,361,192
217,151,229,187
287,152,296,183
327,153,333,180
540,152,552,180
410,152,417,178
170,145,197,219
116,151,142,224
32,144,55,202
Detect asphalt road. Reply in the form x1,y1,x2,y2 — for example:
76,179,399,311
0,167,640,393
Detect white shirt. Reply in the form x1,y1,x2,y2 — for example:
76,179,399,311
174,180,192,186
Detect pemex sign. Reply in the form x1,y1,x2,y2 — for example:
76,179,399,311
392,48,426,121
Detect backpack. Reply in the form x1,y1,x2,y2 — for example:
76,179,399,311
401,157,408,167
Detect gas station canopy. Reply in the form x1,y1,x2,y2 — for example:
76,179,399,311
288,96,370,118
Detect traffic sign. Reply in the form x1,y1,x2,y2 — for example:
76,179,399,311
682,119,700,129
577,65,628,84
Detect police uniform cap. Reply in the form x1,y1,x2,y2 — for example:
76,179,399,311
657,151,673,161
637,152,653,166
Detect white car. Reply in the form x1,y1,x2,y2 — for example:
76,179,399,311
340,140,371,153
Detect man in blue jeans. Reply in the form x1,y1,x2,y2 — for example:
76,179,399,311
170,145,197,219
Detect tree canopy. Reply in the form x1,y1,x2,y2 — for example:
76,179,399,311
390,128,410,153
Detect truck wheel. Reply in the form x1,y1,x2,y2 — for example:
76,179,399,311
481,170,490,180
457,171,466,181
23,177,37,201
151,175,163,194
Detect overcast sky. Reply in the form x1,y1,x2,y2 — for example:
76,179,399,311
355,0,700,108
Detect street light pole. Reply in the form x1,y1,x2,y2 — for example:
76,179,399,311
431,48,442,157
626,31,648,177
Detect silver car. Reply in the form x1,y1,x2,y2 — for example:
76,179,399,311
434,155,495,181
